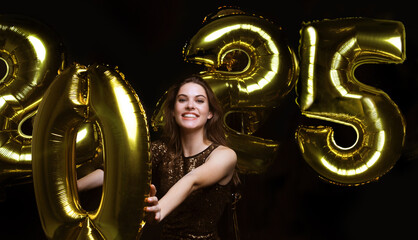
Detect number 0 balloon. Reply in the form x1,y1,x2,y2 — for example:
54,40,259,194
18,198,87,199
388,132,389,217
32,64,151,239
296,18,406,185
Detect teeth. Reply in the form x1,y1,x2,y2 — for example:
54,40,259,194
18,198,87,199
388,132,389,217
183,114,197,118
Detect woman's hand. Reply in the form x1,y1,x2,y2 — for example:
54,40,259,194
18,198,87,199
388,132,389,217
145,184,162,223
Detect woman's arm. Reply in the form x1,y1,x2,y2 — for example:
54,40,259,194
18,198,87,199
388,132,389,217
77,169,104,192
146,146,237,222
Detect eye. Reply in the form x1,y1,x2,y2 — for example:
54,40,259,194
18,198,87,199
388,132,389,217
177,97,187,103
196,98,205,104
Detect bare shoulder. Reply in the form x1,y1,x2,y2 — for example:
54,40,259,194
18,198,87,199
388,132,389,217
208,145,237,165
207,145,236,185
215,145,236,155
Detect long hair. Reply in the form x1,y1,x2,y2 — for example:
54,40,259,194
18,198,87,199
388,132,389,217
162,75,226,156
162,75,240,186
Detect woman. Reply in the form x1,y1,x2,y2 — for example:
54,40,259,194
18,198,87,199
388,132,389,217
78,75,238,239
146,75,238,239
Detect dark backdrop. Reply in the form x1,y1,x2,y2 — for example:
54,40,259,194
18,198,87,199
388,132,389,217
1,1,417,239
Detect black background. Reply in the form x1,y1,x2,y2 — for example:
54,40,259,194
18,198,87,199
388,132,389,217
1,0,418,239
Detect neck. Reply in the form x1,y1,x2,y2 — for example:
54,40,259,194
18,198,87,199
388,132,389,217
180,129,211,157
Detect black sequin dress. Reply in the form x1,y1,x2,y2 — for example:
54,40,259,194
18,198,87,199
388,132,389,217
151,141,232,240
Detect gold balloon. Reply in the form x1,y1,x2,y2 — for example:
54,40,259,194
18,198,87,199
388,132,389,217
152,7,299,173
296,18,406,185
32,63,151,239
74,121,103,179
0,15,65,186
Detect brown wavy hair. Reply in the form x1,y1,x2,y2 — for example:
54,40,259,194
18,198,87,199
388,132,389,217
162,75,240,186
162,75,226,156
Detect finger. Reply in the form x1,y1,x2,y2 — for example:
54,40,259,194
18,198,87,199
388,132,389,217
155,211,161,222
146,196,158,204
145,205,161,213
149,184,157,196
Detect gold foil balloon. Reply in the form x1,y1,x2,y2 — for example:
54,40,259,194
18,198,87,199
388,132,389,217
0,15,65,186
296,18,406,185
32,63,151,239
152,7,298,173
74,122,103,179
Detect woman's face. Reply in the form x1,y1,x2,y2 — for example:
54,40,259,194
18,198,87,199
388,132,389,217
173,82,213,133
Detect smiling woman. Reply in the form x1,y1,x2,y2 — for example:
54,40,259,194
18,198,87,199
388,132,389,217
145,75,239,239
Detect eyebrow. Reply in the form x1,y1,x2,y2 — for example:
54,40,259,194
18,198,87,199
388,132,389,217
177,94,207,98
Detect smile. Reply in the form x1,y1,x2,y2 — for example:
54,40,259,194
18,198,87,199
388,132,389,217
182,113,199,118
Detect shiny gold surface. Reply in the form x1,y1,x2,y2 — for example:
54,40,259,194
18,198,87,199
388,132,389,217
74,122,102,179
296,18,406,185
32,64,150,239
0,15,65,186
152,7,299,173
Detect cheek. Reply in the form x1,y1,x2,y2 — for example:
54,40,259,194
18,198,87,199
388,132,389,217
173,110,181,122
173,104,182,116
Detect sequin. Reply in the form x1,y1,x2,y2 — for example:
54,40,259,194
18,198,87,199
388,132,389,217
151,141,232,240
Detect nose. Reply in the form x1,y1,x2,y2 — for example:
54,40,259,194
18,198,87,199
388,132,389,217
186,100,195,109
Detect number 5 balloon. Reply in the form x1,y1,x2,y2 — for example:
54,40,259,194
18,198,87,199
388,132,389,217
32,63,151,239
296,18,406,185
